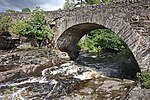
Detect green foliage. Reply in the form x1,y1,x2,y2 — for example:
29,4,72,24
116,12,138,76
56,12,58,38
78,29,126,52
85,0,101,4
63,0,114,9
27,7,53,41
85,0,114,4
64,0,76,9
22,7,31,13
0,16,11,35
11,7,53,47
5,9,16,13
137,70,150,89
11,20,29,36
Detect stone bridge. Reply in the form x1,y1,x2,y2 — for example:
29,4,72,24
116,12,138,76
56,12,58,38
0,0,150,71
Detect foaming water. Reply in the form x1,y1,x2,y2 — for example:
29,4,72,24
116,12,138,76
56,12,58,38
0,52,137,100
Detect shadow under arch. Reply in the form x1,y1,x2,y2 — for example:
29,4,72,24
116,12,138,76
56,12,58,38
57,23,105,58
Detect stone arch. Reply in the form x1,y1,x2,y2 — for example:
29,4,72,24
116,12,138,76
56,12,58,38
55,4,150,71
56,16,139,60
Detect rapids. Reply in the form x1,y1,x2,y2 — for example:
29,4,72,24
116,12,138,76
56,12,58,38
0,52,139,100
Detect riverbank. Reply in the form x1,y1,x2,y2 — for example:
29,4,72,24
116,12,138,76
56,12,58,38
0,47,149,100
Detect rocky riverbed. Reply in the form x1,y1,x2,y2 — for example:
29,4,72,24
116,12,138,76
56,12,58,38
0,47,149,100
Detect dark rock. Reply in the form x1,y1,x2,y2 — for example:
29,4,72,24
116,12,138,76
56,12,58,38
0,35,19,50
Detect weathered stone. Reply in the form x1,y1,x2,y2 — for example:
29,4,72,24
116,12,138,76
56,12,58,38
0,0,149,71
0,36,18,50
0,49,70,82
127,86,150,100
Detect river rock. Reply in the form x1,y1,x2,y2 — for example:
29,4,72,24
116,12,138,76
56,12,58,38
0,35,19,50
127,86,150,100
0,48,70,82
76,52,140,79
42,61,100,81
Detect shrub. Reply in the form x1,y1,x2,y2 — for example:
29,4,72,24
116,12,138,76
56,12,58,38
27,7,53,46
11,7,53,47
0,16,11,36
11,20,29,36
137,70,150,89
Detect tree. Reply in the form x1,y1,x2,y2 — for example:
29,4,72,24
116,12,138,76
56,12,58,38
22,7,31,13
64,0,76,9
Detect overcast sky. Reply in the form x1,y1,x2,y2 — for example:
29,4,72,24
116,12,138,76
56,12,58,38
0,0,66,12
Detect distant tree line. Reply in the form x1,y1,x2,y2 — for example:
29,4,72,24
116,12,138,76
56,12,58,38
5,7,31,13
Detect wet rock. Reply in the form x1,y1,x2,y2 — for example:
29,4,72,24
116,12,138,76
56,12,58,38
0,50,142,100
98,80,122,92
76,52,140,79
58,77,135,100
0,49,70,82
79,87,94,94
127,86,150,100
0,35,19,50
42,61,100,81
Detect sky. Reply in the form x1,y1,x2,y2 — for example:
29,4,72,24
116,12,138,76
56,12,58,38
0,0,66,12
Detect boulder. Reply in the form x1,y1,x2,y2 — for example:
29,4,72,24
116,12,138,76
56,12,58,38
0,35,19,50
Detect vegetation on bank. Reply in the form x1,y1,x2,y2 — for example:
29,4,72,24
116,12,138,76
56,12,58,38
0,7,53,47
0,16,11,36
11,7,53,47
137,70,150,89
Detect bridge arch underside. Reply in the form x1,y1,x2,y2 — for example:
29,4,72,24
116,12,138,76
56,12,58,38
57,22,149,71
57,23,105,55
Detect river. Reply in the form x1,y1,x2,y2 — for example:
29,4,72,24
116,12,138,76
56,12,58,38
0,50,140,100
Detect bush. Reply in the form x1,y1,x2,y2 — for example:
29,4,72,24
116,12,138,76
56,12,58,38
11,20,29,36
0,16,11,36
78,29,127,53
27,7,53,46
11,7,53,47
137,70,150,89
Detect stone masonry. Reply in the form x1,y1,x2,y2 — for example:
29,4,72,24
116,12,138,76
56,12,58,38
0,0,150,71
